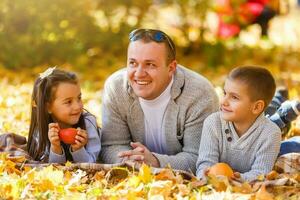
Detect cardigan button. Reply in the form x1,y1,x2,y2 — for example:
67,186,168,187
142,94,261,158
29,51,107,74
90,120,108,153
225,129,230,134
227,137,232,142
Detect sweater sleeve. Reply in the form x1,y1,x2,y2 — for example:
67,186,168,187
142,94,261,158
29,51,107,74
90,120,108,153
71,114,101,163
49,148,66,163
240,122,281,181
196,113,221,178
99,78,132,163
153,95,219,174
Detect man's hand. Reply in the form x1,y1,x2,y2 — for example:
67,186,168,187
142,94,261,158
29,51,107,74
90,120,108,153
118,142,160,167
71,128,88,152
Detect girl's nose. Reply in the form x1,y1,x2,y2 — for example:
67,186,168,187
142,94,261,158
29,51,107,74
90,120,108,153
74,101,83,111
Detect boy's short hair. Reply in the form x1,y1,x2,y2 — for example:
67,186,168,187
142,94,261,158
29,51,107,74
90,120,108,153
228,66,276,109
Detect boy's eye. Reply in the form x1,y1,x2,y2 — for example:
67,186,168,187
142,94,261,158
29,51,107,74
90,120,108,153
232,95,239,100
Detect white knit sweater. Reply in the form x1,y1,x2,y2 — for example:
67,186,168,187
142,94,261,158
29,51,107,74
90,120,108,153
196,112,281,181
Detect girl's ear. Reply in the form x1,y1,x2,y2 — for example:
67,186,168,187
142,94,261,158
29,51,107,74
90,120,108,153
47,102,52,114
252,100,265,115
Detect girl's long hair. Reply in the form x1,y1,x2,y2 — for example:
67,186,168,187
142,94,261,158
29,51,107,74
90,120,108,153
27,68,86,161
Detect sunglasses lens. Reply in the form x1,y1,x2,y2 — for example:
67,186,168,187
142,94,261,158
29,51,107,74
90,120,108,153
129,29,175,58
153,32,164,42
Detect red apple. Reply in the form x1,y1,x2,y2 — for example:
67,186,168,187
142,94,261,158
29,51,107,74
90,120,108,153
59,128,77,144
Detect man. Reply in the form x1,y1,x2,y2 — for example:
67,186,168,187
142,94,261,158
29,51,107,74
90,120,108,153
100,29,219,173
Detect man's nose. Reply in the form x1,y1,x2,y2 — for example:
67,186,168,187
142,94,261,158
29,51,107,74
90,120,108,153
135,65,146,77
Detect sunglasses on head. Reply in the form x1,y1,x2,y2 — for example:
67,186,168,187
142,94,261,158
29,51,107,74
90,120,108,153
129,29,176,58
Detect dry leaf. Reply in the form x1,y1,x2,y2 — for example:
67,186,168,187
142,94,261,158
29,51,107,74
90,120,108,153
255,184,274,200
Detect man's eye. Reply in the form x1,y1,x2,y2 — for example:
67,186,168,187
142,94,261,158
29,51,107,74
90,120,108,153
232,96,239,100
129,61,137,67
147,63,156,68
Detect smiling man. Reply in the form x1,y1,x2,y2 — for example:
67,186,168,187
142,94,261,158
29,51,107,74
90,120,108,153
100,29,219,173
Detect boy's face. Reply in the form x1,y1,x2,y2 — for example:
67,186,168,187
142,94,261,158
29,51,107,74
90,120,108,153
220,79,259,123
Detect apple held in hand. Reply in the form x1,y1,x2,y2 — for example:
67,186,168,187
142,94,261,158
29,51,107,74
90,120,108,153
59,128,77,144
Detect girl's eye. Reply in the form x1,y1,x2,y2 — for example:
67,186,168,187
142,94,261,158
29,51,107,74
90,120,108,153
65,100,72,104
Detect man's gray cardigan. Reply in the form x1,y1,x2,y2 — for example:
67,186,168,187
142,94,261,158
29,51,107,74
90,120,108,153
100,65,219,173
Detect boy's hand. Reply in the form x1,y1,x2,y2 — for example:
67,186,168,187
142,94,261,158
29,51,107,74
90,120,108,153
204,167,210,177
232,172,241,180
71,128,87,152
48,123,62,154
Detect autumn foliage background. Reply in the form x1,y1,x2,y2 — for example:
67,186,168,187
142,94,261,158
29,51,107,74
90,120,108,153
1,0,300,134
0,0,300,199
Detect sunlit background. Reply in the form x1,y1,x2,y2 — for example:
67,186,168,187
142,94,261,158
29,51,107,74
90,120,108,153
1,0,300,136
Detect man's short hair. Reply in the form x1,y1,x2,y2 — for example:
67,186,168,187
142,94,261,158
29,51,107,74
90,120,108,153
128,29,176,63
228,66,276,108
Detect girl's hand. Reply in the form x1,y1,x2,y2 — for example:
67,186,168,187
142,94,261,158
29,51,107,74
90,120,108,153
71,128,87,152
48,123,62,154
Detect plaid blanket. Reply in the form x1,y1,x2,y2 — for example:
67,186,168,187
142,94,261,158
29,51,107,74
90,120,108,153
0,133,37,162
1,132,299,184
274,152,300,173
0,133,195,179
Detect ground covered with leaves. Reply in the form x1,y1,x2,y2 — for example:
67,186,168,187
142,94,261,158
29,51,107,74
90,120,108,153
0,80,300,199
0,153,299,199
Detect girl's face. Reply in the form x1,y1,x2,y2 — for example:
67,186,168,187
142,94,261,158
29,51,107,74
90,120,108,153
47,82,83,128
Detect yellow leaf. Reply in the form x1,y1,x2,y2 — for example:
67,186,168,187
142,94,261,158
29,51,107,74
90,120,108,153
138,164,152,184
64,170,72,181
128,175,141,187
65,161,72,167
39,179,55,192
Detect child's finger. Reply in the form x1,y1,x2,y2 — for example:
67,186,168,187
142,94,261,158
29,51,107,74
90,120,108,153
75,135,87,144
204,168,210,176
76,132,87,141
77,129,87,136
49,123,59,129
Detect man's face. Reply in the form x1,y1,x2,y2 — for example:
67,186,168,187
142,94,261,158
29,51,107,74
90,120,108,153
127,40,176,100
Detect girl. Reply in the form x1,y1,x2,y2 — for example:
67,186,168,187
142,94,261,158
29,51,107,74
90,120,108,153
27,67,101,163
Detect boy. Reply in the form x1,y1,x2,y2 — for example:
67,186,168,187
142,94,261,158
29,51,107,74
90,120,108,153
196,66,281,182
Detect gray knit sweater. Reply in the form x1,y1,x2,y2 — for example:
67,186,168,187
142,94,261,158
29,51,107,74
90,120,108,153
196,112,281,181
100,65,219,173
